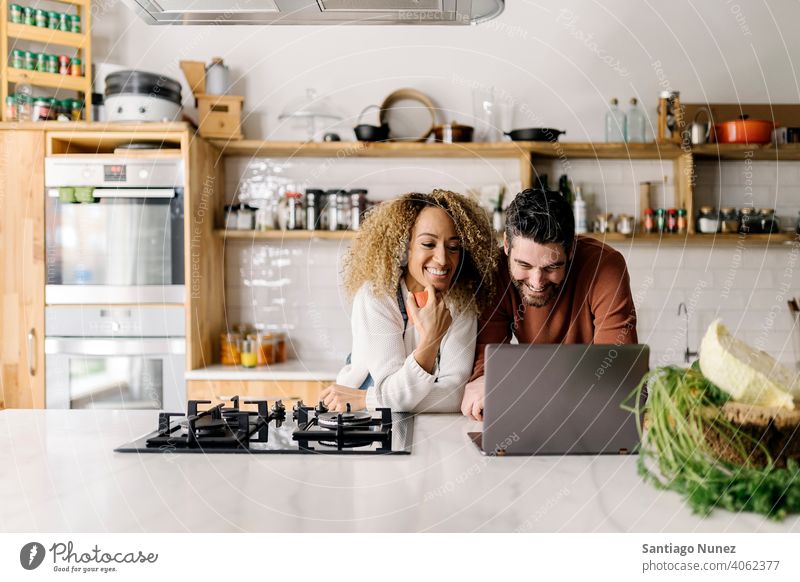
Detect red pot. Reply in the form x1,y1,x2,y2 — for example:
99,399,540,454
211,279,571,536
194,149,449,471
713,115,773,144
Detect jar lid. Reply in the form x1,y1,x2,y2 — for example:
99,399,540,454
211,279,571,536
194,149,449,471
720,207,735,213
677,208,687,215
644,207,654,214
699,206,714,213
286,192,303,199
740,207,754,214
759,208,775,214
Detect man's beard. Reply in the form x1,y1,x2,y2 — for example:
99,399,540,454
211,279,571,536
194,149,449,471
511,277,561,307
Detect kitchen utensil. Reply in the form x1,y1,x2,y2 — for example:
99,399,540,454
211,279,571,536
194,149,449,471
505,127,565,142
690,109,711,145
430,122,474,143
354,105,389,142
379,88,436,142
104,70,183,122
714,115,773,144
205,57,229,95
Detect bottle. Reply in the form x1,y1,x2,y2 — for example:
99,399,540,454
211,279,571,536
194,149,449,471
643,208,655,233
573,186,588,234
626,97,647,143
605,98,626,142
558,175,574,205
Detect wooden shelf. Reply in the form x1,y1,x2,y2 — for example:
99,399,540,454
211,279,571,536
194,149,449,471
692,143,800,161
216,229,798,246
6,22,89,48
211,139,687,160
218,229,356,240
6,67,87,92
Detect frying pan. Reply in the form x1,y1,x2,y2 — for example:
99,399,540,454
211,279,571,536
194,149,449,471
505,128,565,142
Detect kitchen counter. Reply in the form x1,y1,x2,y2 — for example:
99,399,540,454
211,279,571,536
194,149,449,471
1,410,798,533
185,360,341,381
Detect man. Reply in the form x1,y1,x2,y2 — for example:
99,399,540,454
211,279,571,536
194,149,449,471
461,188,638,420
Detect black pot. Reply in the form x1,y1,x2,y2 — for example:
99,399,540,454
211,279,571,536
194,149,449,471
354,123,390,142
105,70,182,105
505,128,566,142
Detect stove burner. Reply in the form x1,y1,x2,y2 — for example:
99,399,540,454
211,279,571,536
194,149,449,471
318,408,373,429
292,401,394,452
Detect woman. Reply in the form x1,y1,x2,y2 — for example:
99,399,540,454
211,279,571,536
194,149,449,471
320,189,496,413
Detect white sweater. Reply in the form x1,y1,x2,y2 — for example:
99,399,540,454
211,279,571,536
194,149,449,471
336,281,477,413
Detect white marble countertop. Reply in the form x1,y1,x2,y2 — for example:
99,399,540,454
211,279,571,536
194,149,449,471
1,410,798,533
185,360,341,381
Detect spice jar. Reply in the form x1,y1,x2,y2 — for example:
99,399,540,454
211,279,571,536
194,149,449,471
11,49,24,69
240,338,258,368
70,99,82,120
739,207,761,234
31,97,52,121
325,190,342,231
236,203,254,230
617,213,634,235
46,54,58,74
34,8,47,27
697,206,719,234
666,208,678,233
760,208,780,234
349,189,367,230
643,207,655,233
35,52,47,72
336,190,351,230
676,209,688,234
286,191,304,230
58,12,69,31
70,57,82,76
273,332,288,363
220,333,242,365
595,213,612,234
5,96,17,121
249,331,275,366
58,55,70,75
305,189,323,230
47,11,59,29
22,6,34,26
23,51,35,71
655,208,667,233
720,208,739,233
69,14,80,33
9,4,22,24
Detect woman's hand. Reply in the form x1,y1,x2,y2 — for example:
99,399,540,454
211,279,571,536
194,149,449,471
319,384,367,411
406,283,453,374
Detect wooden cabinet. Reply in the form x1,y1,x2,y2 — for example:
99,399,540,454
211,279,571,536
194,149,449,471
187,380,327,407
0,130,46,409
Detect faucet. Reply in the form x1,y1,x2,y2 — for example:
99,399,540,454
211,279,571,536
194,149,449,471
678,302,698,363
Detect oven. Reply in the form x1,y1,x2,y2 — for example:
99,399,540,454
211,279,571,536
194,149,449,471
45,306,185,410
44,157,185,304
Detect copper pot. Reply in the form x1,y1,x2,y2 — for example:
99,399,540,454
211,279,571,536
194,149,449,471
713,115,773,144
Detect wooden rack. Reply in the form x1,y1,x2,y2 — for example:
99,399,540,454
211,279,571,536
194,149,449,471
0,0,92,120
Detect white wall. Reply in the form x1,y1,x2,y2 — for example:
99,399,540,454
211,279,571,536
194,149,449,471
93,1,800,140
88,1,800,369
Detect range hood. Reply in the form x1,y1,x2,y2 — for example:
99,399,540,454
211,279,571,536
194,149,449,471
126,0,505,25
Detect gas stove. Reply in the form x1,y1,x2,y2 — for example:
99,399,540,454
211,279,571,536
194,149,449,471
115,396,413,455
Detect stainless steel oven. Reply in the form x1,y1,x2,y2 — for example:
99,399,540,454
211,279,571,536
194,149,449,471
45,307,185,410
44,157,185,304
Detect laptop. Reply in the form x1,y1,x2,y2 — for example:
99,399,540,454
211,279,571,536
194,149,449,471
470,344,650,456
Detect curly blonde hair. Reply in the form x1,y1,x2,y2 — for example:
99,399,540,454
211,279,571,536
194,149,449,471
343,189,496,314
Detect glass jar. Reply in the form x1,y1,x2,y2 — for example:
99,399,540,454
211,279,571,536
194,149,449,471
617,214,633,235
249,331,275,366
35,52,47,72
720,207,739,233
9,4,23,24
666,208,678,233
760,208,780,234
15,84,32,121
5,96,17,121
305,189,323,230
236,203,254,230
349,189,367,230
336,190,351,230
220,333,242,365
224,205,237,229
273,332,288,363
325,190,341,232
58,55,70,75
739,207,761,234
46,54,59,74
47,11,59,30
655,208,667,233
22,6,34,26
11,49,24,69
696,206,719,234
23,51,35,71
286,192,304,230
70,14,81,33
70,99,83,121
70,57,82,76
31,97,51,121
595,213,612,234
676,208,688,234
34,8,47,27
58,12,69,32
643,208,655,233
240,339,258,368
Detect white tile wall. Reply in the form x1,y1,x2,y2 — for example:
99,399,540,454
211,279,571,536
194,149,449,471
223,156,800,370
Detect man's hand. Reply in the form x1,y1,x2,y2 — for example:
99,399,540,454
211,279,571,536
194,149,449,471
319,384,367,412
461,376,485,421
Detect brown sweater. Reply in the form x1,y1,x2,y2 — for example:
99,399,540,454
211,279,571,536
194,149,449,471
470,236,638,380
